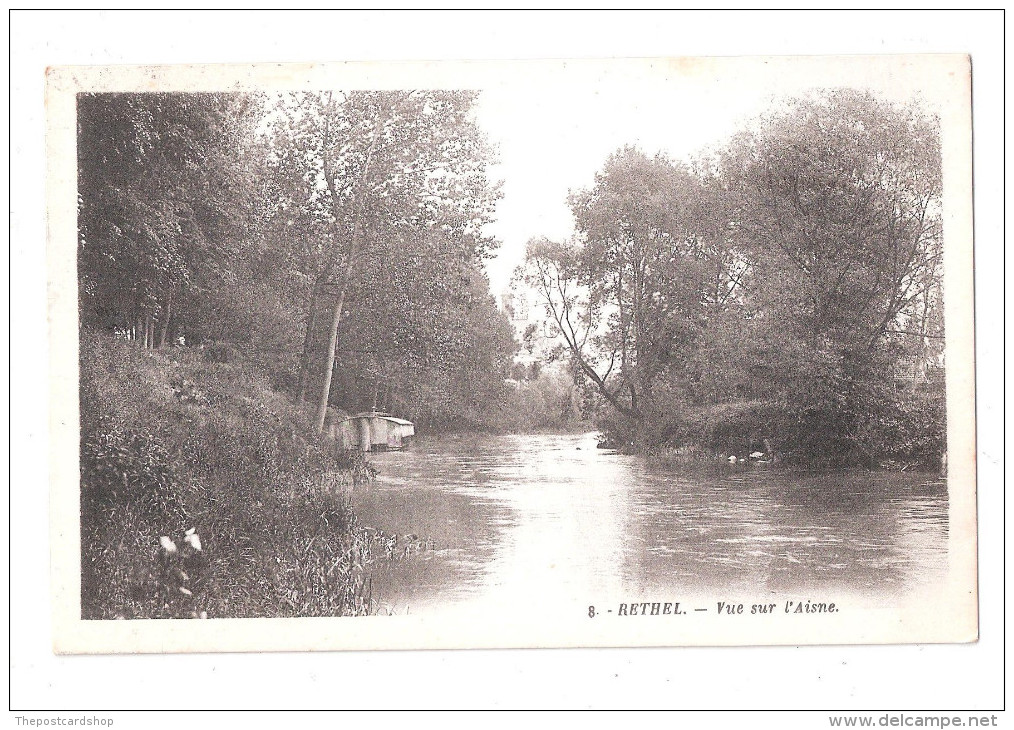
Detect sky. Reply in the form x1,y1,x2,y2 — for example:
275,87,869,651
474,82,761,297
471,56,958,299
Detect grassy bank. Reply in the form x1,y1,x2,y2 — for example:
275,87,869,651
79,331,377,619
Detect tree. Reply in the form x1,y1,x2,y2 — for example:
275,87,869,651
719,90,943,460
526,148,730,446
330,225,516,427
525,93,943,462
78,92,262,347
266,90,501,431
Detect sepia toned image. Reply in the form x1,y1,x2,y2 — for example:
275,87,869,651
47,54,977,653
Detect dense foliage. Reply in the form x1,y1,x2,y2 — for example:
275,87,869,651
76,91,523,618
78,91,517,428
78,93,267,345
260,90,508,429
523,91,945,467
75,84,953,626
78,87,947,493
79,331,375,618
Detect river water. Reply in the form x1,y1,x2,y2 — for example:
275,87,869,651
353,432,949,615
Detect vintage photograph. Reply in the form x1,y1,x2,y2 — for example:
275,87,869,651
48,55,977,652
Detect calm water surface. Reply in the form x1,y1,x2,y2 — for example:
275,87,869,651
353,433,948,614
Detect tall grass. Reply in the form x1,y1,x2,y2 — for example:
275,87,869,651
79,330,376,619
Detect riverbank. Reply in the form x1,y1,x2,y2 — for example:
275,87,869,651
80,331,376,619
638,445,946,473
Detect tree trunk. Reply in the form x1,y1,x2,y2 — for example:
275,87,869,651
311,96,388,432
913,286,931,393
313,289,346,432
311,92,389,433
296,280,322,402
157,293,173,349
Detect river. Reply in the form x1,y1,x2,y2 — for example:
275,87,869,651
352,432,949,616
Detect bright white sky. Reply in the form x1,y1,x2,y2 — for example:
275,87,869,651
475,83,762,297
472,56,956,298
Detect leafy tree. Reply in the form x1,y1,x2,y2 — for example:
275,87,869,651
527,93,944,463
526,148,729,446
265,90,501,431
331,225,516,426
78,92,263,346
720,90,943,461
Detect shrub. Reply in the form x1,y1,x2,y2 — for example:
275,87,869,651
861,387,946,469
702,400,791,454
79,329,376,619
80,423,190,531
202,341,241,364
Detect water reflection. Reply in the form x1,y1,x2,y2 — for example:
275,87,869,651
352,433,948,614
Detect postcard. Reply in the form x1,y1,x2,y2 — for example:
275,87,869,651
47,54,976,653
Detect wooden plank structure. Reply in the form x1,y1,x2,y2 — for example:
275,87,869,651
331,411,416,452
